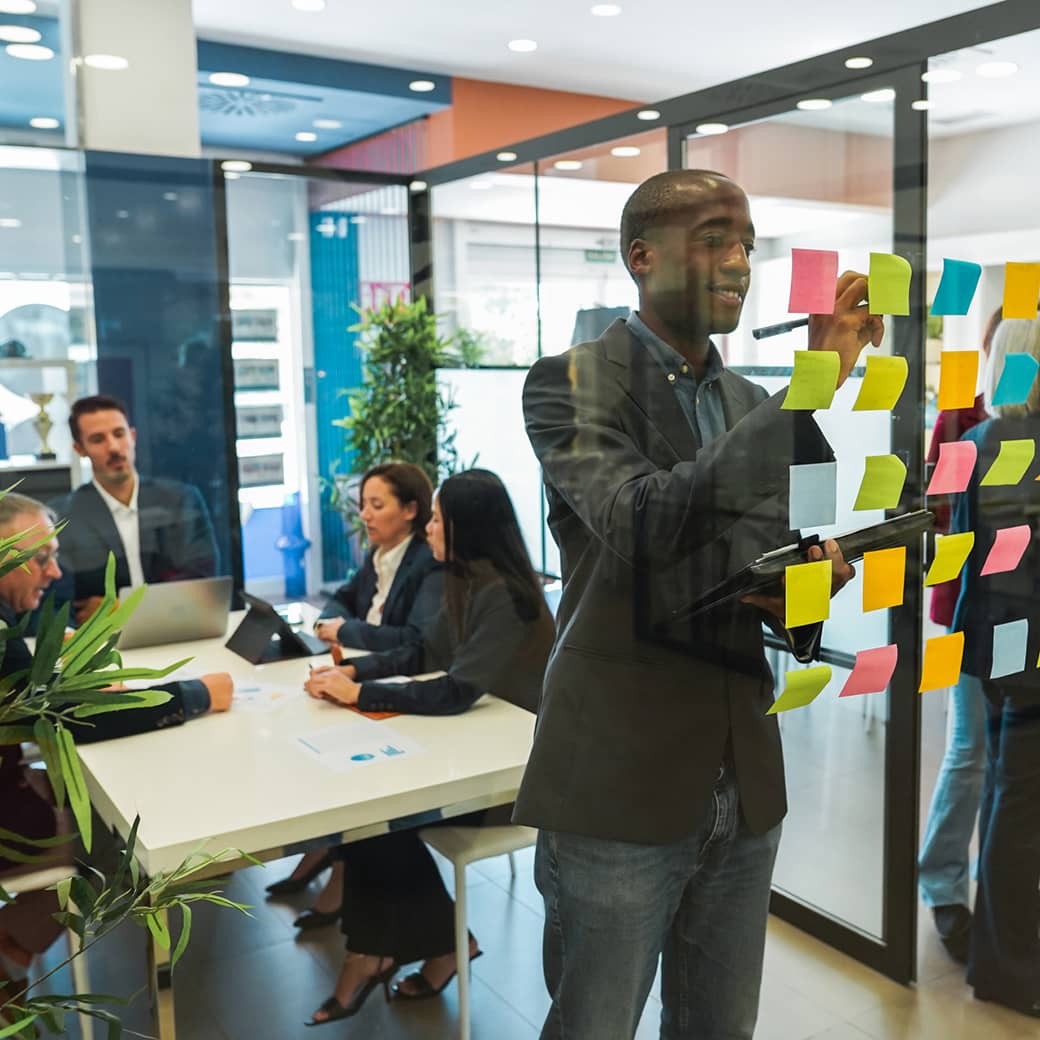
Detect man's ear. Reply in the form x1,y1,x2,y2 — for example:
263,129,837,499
627,238,653,279
72,440,87,459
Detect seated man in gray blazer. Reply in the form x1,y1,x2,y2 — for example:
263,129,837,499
518,170,884,1040
51,394,219,625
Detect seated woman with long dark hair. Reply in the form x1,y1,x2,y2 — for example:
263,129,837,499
302,469,554,1026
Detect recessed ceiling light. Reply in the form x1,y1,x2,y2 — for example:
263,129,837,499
85,54,129,70
163,191,178,201
797,98,831,111
590,4,622,14
408,79,436,92
977,61,1018,78
295,131,317,142
221,160,252,173
313,118,343,129
921,68,961,83
637,109,661,121
695,122,729,136
209,71,249,87
610,145,640,157
554,159,583,171
29,116,59,129
508,39,538,53
0,2,37,13
861,88,895,103
0,25,40,43
291,0,326,9
115,210,130,220
911,99,932,111
496,151,518,162
845,56,873,69
409,180,428,192
0,218,22,228
6,43,52,60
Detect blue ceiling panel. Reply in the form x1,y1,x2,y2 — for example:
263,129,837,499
0,15,65,134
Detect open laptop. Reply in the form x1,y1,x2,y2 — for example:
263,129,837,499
224,591,329,664
115,576,234,650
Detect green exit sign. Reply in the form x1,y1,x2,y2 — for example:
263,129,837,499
584,249,617,263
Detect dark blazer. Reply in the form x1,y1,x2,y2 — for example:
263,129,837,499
50,477,218,602
318,538,443,651
351,564,554,715
515,319,832,844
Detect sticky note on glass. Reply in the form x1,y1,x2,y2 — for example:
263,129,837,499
980,439,1035,486
991,619,1029,679
785,558,832,627
925,531,975,586
789,461,837,529
868,252,912,316
920,631,965,693
930,259,982,316
991,353,1040,408
1003,262,1040,320
840,645,898,698
767,665,832,715
863,545,906,612
789,248,838,314
853,455,907,511
938,351,980,410
980,525,1031,576
926,440,977,496
852,354,908,411
782,351,840,410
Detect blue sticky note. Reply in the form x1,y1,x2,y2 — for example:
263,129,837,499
991,353,1040,407
789,461,837,530
991,619,1029,679
931,259,983,316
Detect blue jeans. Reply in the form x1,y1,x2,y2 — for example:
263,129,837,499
534,768,781,1040
918,670,986,908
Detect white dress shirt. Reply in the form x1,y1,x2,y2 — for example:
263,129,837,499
365,534,413,625
92,477,145,589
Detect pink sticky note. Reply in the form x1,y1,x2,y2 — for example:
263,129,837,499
789,249,839,315
840,645,899,698
926,440,978,496
980,525,1032,576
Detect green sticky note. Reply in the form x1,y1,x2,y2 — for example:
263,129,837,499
782,350,840,410
868,252,912,316
979,439,1036,486
924,532,975,587
767,665,832,716
852,354,909,411
854,454,907,511
785,558,832,628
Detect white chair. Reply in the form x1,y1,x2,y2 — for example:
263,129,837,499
2,865,94,1040
418,824,537,1040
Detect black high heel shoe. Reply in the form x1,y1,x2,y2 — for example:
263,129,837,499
265,851,333,897
305,958,397,1027
392,950,483,1000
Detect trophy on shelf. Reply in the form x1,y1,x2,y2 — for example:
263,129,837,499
29,392,56,460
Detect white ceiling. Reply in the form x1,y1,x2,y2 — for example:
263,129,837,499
192,0,992,103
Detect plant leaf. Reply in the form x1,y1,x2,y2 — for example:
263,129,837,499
144,911,171,951
33,718,66,808
171,903,192,970
56,726,91,852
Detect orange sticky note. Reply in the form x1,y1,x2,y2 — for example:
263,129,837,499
920,631,965,693
862,545,906,613
1003,262,1040,320
938,350,980,410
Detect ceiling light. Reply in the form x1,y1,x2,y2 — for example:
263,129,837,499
6,43,52,60
295,131,317,142
209,71,249,87
695,122,729,135
911,99,932,111
861,88,895,103
313,118,343,129
85,54,129,70
0,218,21,228
637,109,661,121
221,160,252,173
115,210,129,219
611,146,640,157
590,4,622,14
496,151,518,162
162,192,178,201
554,159,583,171
921,68,961,83
797,98,831,111
0,2,37,13
844,56,873,69
976,61,1018,78
291,0,326,9
508,39,538,53
409,79,435,92
409,180,428,192
0,25,40,43
29,117,59,129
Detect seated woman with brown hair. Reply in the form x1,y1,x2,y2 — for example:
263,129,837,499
302,469,554,1026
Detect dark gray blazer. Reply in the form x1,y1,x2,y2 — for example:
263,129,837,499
515,319,832,844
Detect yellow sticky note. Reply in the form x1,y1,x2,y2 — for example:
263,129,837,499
937,350,980,410
862,545,906,612
782,350,840,410
980,439,1036,486
1003,262,1040,320
868,252,912,316
767,665,832,715
853,355,909,411
920,631,965,693
785,558,832,627
853,455,907,511
924,532,975,587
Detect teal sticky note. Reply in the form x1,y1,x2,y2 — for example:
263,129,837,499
991,353,1040,407
991,619,1028,679
931,259,983,316
789,461,837,530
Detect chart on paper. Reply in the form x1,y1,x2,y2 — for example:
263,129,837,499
294,720,426,771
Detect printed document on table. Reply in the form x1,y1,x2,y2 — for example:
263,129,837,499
295,720,425,771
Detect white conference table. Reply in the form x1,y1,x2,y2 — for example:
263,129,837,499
75,608,536,1039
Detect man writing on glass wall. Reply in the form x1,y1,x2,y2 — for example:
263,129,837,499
518,170,884,1039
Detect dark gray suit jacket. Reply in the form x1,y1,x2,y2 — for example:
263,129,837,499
515,319,832,844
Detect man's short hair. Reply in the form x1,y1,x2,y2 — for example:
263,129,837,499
0,491,54,535
69,394,131,444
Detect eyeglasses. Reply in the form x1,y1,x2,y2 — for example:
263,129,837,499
30,549,59,569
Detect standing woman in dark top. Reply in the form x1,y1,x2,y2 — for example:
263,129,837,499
303,469,554,1026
